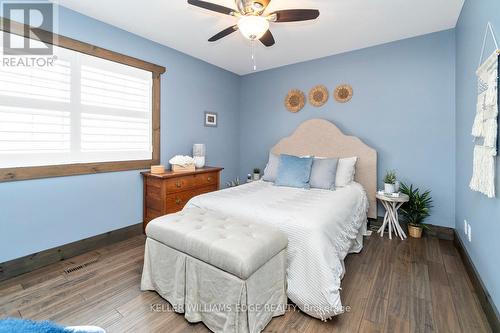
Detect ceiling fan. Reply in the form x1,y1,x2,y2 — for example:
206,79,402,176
187,0,320,47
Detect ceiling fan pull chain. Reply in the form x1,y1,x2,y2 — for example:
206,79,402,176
251,40,257,71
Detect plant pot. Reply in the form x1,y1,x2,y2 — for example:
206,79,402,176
253,173,260,181
408,225,423,238
384,183,396,193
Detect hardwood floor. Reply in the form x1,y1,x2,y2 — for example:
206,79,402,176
0,233,492,333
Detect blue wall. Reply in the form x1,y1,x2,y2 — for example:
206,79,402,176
4,5,498,317
239,30,456,228
455,0,500,313
0,6,241,262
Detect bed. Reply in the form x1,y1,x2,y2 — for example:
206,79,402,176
185,118,377,320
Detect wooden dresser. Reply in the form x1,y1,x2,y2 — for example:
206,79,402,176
141,167,223,231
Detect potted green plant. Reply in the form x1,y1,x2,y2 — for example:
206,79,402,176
400,183,433,238
253,168,261,181
383,170,397,193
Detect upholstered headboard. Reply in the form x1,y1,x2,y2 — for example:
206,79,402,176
270,119,378,219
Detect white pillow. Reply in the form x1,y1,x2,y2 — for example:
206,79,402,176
262,153,280,182
335,157,357,187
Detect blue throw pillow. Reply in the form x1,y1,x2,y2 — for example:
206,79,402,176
275,154,313,189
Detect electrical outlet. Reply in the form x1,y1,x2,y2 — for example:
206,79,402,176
468,224,472,242
464,220,468,235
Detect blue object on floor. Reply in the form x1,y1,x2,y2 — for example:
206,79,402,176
0,318,105,333
0,318,67,333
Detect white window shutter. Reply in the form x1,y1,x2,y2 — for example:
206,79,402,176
0,33,153,168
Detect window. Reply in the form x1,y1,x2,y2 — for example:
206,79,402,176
0,18,165,181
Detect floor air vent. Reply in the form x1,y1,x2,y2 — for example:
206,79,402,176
64,256,100,274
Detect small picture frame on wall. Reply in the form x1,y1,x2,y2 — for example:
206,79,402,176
204,112,218,127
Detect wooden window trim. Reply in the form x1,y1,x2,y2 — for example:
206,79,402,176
0,18,166,182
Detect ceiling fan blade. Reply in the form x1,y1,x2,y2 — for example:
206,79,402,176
271,9,320,22
208,25,239,42
260,29,275,47
187,0,236,16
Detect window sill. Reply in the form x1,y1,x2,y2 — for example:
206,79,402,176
0,159,159,182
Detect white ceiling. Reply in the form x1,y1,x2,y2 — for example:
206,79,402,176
56,0,464,75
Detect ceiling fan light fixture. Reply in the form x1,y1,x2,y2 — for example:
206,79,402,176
237,16,269,40
252,2,264,10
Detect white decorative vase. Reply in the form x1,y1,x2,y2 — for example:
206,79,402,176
193,144,206,168
194,156,205,168
193,144,206,157
394,181,400,193
384,183,396,193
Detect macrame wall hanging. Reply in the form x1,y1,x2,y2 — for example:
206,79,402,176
470,22,500,198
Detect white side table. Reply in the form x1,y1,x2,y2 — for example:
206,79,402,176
376,193,409,240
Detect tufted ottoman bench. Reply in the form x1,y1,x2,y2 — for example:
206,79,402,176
141,207,288,333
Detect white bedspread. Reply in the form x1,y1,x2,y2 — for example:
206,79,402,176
185,181,369,320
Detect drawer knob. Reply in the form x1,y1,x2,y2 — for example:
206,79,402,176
175,198,182,205
207,177,212,182
175,181,181,188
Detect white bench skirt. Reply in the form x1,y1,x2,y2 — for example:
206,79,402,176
141,237,287,333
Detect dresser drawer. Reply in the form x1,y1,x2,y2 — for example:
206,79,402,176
165,185,217,214
195,172,218,187
165,172,218,193
165,175,195,193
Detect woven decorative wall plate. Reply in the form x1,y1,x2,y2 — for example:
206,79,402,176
308,85,329,107
334,84,353,103
284,89,305,113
